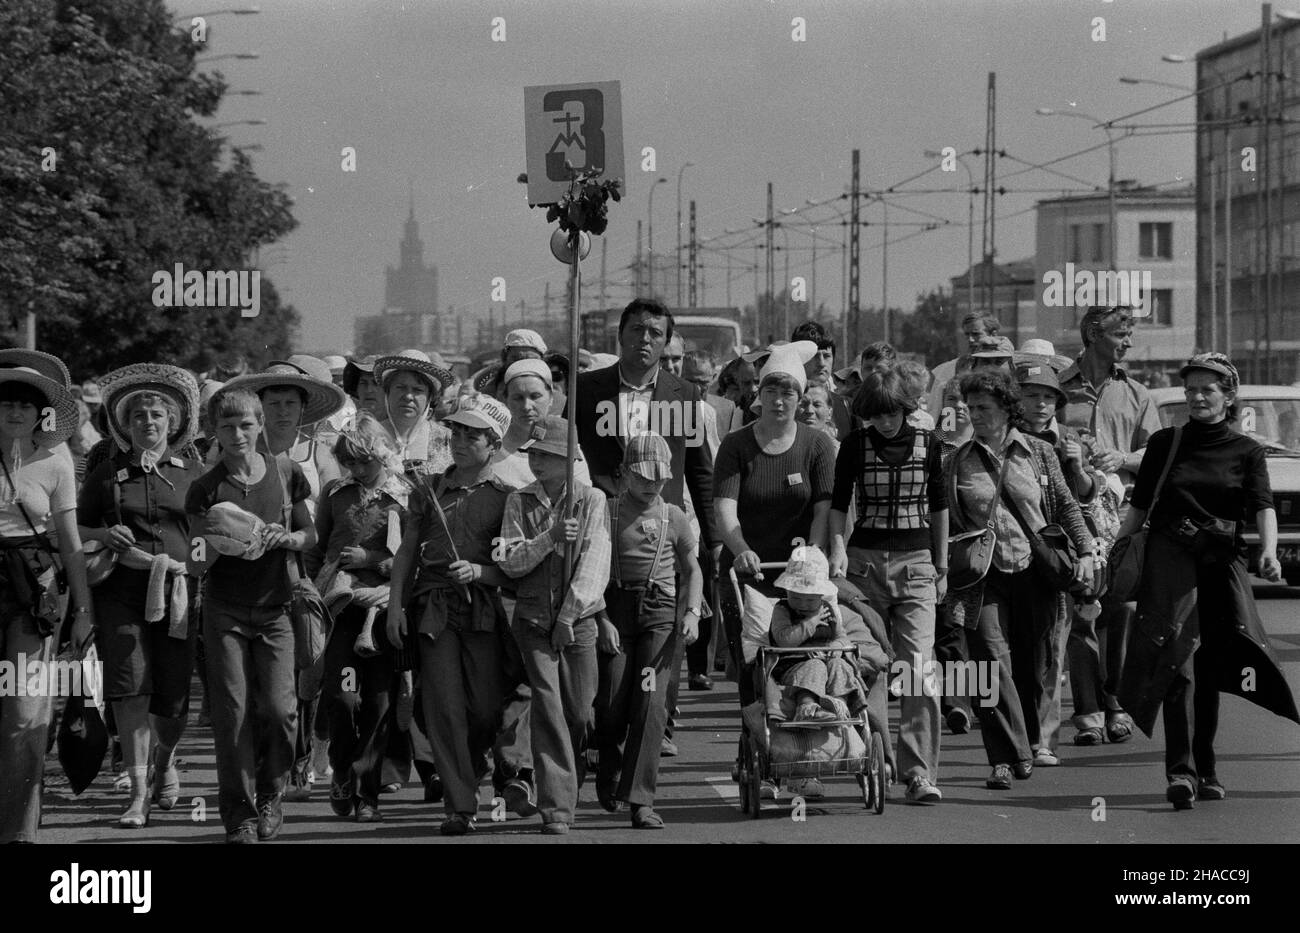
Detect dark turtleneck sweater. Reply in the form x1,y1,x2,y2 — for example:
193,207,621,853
1130,419,1272,543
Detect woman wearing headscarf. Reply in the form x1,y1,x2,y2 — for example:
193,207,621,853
715,341,837,706
220,358,348,801
372,350,455,481
76,364,204,827
495,358,591,490
1116,353,1300,810
0,349,93,844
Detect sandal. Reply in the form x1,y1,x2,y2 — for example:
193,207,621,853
631,806,665,829
1073,726,1105,747
1106,716,1135,744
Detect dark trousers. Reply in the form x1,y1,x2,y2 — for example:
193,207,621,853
1068,599,1132,730
492,596,533,788
685,548,717,678
1163,622,1221,782
596,586,678,808
934,602,972,720
965,569,1034,767
421,627,504,816
1005,582,1058,751
203,597,298,833
322,605,395,806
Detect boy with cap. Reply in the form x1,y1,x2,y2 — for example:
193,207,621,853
594,433,703,828
387,392,515,835
495,415,610,834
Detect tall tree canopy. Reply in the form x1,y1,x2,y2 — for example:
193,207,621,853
0,0,298,378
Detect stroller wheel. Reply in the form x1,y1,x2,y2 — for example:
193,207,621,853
738,735,751,815
867,733,886,814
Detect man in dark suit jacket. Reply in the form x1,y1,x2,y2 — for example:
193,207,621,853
572,299,718,551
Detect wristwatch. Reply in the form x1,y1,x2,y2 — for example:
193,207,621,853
683,607,701,619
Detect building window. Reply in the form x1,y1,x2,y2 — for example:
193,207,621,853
1146,288,1172,326
1091,223,1105,262
1068,224,1083,263
1139,222,1173,259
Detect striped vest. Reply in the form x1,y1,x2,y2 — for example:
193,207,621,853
854,428,933,531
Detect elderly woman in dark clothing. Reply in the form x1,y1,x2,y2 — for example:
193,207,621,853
1116,353,1300,810
945,371,1095,790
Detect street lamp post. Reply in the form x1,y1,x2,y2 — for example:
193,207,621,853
647,176,667,300
1036,108,1119,267
196,52,260,63
676,162,694,309
173,7,261,20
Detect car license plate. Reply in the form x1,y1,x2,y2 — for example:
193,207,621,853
1279,545,1300,565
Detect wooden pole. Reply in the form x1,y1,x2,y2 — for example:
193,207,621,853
563,229,582,585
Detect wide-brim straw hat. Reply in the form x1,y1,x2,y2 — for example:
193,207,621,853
0,364,78,448
98,363,200,453
373,349,455,396
221,359,347,426
0,349,71,389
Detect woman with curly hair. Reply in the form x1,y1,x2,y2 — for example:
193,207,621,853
945,371,1095,790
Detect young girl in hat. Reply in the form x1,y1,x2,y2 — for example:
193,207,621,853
594,432,702,829
308,413,409,822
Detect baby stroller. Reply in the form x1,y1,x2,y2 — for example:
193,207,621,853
728,562,887,817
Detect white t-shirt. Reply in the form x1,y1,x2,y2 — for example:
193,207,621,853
0,445,77,537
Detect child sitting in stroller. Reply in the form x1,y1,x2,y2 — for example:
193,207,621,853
768,546,870,725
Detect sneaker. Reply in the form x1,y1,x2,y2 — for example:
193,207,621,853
502,777,538,817
1166,777,1196,810
660,737,679,757
226,821,258,844
283,773,311,802
355,801,383,823
986,764,1013,790
1033,747,1061,767
329,776,355,818
1197,777,1226,801
786,777,826,799
440,813,477,836
540,821,570,835
945,708,971,735
1012,759,1033,780
256,795,283,841
688,673,714,691
905,776,942,805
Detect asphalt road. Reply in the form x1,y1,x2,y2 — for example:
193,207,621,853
37,584,1300,845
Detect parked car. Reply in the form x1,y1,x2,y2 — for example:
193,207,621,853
1150,384,1300,585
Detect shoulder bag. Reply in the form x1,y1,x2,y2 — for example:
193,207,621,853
985,444,1078,591
1108,426,1182,603
948,444,1012,592
0,452,68,635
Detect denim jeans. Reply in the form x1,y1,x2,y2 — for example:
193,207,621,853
847,547,941,784
203,596,298,833
1038,610,1071,752
596,585,678,808
512,615,597,825
421,626,504,816
0,598,61,844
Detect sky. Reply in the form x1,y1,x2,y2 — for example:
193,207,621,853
173,0,1263,355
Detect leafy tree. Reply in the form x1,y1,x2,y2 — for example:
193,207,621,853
896,288,960,366
0,0,298,379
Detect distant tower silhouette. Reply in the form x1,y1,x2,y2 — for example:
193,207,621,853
385,188,438,324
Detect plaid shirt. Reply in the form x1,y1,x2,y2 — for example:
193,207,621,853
497,480,610,630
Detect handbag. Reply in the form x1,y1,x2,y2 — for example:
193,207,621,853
980,444,1078,590
84,467,123,586
1108,426,1182,603
0,452,67,634
273,455,330,676
948,445,1012,592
